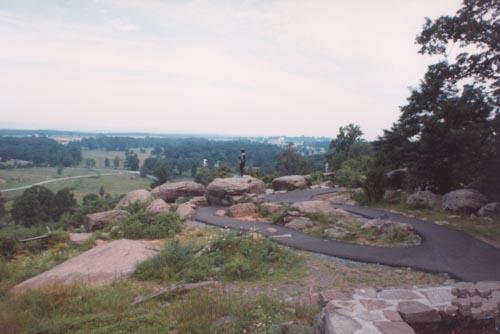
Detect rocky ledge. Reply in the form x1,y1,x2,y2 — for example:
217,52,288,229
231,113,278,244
315,281,500,334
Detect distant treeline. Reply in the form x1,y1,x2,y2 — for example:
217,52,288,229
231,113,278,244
0,137,81,166
82,136,284,173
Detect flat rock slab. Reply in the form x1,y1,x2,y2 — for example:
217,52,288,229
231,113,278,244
14,239,159,292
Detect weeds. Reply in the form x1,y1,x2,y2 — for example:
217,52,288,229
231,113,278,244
134,232,302,283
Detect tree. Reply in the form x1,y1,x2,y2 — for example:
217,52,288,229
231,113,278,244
83,193,99,206
124,150,140,171
11,186,55,227
363,155,387,202
85,158,96,169
377,0,500,196
416,0,499,102
99,186,105,198
327,124,364,170
56,164,64,176
151,161,170,188
194,166,216,186
104,157,110,168
113,155,121,169
53,188,77,219
276,143,308,176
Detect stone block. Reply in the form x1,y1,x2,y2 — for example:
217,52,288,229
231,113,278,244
398,301,441,324
374,321,415,334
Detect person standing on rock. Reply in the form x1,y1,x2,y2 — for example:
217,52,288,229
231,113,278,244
239,149,246,177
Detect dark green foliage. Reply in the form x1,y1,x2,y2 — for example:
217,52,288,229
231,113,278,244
99,186,105,198
0,225,69,258
104,157,110,168
56,164,63,176
113,155,120,169
141,157,170,187
363,156,387,203
377,0,500,197
81,136,282,175
124,150,140,171
0,137,81,166
327,124,366,170
84,158,96,168
378,64,497,194
52,189,77,219
11,186,55,227
416,0,499,101
134,232,300,283
82,193,99,205
112,205,181,239
276,143,308,176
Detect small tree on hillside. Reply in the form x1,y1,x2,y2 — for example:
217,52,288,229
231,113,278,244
11,186,55,227
276,143,308,176
113,156,121,169
99,186,105,198
0,192,5,220
104,157,110,168
363,155,387,203
53,188,77,219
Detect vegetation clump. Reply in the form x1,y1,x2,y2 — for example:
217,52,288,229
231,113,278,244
134,232,301,283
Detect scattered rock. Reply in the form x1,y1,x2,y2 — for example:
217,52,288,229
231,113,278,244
176,203,196,220
406,190,442,210
260,202,284,214
206,176,265,205
386,168,408,189
266,227,278,234
188,196,208,208
146,198,171,215
215,209,226,217
14,239,159,291
285,217,313,230
272,175,309,191
291,200,336,215
265,189,275,194
477,202,500,218
115,189,152,209
442,189,488,212
69,233,93,245
228,202,258,217
397,301,441,323
83,210,129,232
151,181,205,203
324,226,351,239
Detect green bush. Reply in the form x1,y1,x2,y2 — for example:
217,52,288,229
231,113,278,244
112,210,181,240
134,232,300,283
336,158,368,188
363,156,387,203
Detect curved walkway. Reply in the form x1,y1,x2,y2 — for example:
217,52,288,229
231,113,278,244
195,188,500,282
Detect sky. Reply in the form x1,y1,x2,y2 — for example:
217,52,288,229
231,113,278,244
0,0,461,139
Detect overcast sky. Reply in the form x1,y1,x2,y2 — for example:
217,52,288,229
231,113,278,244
0,0,461,139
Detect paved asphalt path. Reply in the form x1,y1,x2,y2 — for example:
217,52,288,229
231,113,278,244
195,188,500,282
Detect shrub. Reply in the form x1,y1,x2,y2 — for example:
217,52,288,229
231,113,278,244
134,232,301,283
113,209,181,240
363,156,387,203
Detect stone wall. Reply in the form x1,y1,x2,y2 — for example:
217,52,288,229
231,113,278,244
315,281,500,334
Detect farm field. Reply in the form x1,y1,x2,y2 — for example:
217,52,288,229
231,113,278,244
0,167,150,201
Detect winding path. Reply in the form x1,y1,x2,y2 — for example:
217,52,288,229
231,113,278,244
195,188,500,282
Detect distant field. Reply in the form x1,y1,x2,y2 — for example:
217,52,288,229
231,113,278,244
0,167,150,201
81,148,152,169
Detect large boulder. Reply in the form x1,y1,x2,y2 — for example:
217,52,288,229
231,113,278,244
229,202,258,217
151,181,205,203
145,198,171,216
442,189,488,212
83,210,129,232
187,196,208,208
291,200,336,215
176,203,196,220
478,202,500,218
14,239,159,291
206,176,266,206
272,175,309,191
406,190,442,210
115,189,152,209
386,168,408,189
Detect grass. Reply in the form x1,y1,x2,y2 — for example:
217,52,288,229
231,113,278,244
108,204,182,240
134,232,303,283
371,202,500,243
0,167,151,201
0,282,171,334
0,281,318,334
